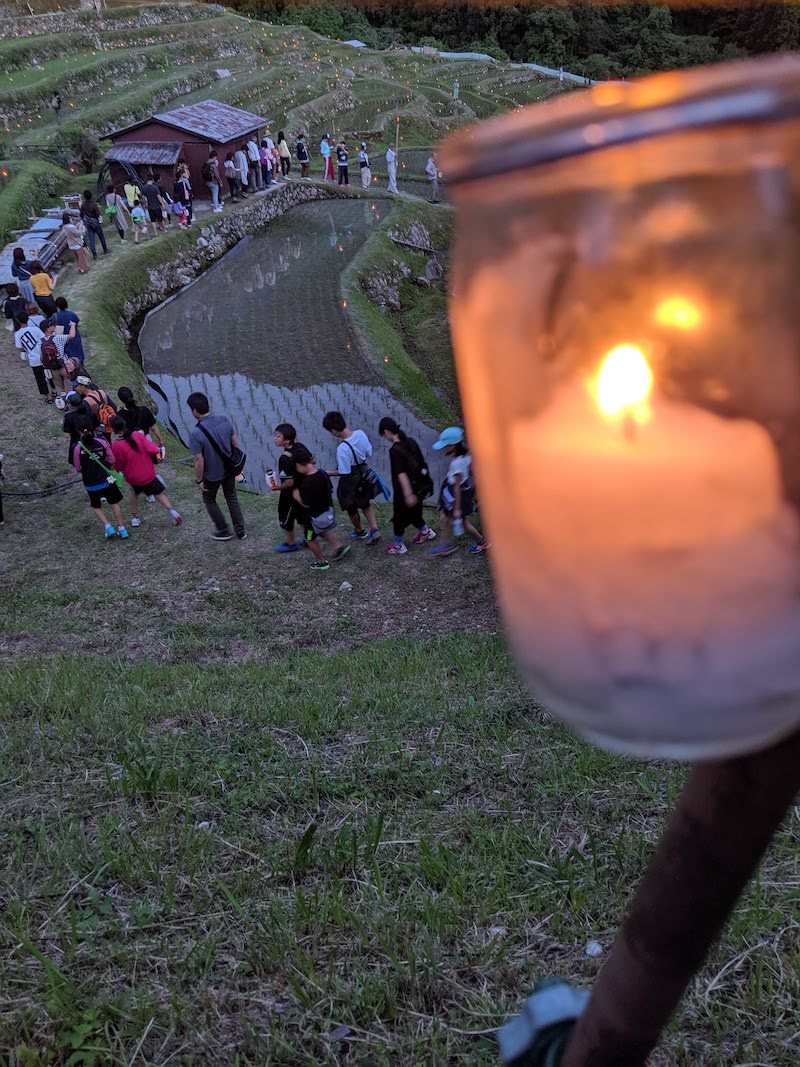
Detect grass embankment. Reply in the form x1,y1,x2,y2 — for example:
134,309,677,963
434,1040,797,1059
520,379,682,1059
0,159,81,246
346,198,458,424
0,193,798,1067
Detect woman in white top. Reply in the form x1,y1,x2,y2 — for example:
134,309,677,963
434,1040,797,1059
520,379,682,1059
61,212,90,274
359,142,372,190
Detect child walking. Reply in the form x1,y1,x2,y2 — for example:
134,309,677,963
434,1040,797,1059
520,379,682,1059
378,416,436,554
109,416,182,528
292,447,351,572
270,422,306,554
429,427,489,557
72,425,129,540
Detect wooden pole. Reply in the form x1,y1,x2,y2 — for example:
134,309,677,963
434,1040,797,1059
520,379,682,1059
395,115,400,155
561,726,800,1066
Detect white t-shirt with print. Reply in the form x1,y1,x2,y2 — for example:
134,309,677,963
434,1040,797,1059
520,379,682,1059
336,428,373,474
15,323,45,367
446,453,472,487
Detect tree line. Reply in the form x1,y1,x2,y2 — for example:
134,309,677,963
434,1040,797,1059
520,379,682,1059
225,1,800,80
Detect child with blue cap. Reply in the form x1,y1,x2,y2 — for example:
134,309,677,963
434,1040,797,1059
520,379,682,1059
429,426,489,556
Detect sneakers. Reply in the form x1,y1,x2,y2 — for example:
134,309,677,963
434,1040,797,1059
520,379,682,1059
275,542,302,553
310,559,330,571
145,495,155,503
170,510,182,526
237,532,248,540
386,541,408,555
349,529,369,540
332,544,351,562
413,528,436,545
130,517,142,527
429,542,458,557
104,523,115,539
469,540,491,554
212,531,234,541
365,528,381,545
117,526,129,539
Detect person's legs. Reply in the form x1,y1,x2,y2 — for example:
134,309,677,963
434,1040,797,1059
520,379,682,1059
97,224,108,253
347,508,363,534
85,225,97,258
91,505,110,526
306,535,325,563
202,479,231,534
52,366,69,395
221,475,245,537
32,365,49,397
363,504,380,542
343,166,349,186
129,488,140,522
115,223,125,241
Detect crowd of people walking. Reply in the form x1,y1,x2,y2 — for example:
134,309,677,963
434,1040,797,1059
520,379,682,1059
3,271,488,561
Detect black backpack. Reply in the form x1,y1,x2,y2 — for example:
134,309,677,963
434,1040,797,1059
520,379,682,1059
403,439,434,499
201,160,214,182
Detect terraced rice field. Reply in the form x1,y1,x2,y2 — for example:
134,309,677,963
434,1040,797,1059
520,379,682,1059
0,1,563,170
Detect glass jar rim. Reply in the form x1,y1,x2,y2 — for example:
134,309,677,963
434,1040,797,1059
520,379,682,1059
441,54,800,186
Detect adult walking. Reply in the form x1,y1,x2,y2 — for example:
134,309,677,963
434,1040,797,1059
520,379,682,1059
187,391,246,541
234,144,250,197
141,173,167,230
246,134,262,191
202,151,223,212
172,169,193,225
40,317,76,399
426,151,440,203
14,310,50,403
123,178,139,208
386,142,398,194
358,142,372,190
28,260,57,316
11,248,35,304
61,213,90,274
103,184,130,242
378,416,436,554
296,133,310,178
53,297,86,371
320,133,335,181
50,90,62,125
277,132,291,177
79,189,110,257
336,140,349,186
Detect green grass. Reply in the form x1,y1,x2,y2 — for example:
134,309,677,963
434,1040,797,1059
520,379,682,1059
0,158,77,245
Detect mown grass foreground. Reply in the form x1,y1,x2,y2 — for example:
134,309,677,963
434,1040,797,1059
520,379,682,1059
1,233,799,1066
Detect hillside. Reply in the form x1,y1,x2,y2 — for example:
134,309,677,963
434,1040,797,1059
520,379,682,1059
0,0,561,174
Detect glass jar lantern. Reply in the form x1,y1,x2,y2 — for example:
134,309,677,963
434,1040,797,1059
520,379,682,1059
442,56,800,759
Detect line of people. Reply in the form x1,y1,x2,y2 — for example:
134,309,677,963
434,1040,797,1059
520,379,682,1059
188,393,489,570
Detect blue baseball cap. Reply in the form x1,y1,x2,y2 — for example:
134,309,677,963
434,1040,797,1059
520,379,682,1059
432,426,465,450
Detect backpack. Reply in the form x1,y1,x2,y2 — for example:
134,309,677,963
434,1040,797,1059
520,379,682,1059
403,439,434,500
201,160,214,182
40,337,62,370
86,389,116,433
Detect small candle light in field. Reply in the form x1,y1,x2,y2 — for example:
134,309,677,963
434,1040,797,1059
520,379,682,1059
655,296,702,331
592,344,652,429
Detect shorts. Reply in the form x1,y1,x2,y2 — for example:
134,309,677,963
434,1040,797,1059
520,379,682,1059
439,482,475,517
148,207,161,223
87,482,123,509
302,521,317,542
337,472,370,515
278,489,297,530
131,477,163,496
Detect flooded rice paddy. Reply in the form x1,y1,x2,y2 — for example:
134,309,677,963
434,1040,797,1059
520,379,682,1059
140,200,448,492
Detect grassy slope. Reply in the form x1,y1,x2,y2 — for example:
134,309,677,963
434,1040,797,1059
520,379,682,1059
345,198,457,423
0,160,84,246
0,9,798,1064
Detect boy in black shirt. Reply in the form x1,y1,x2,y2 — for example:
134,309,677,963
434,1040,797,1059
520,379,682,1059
271,423,306,553
292,447,351,572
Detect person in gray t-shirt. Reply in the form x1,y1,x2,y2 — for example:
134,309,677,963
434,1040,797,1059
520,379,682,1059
187,391,246,541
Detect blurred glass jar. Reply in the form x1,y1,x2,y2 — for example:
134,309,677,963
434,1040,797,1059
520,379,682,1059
442,56,800,759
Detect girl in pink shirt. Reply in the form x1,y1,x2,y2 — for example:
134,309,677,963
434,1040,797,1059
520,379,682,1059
109,416,182,528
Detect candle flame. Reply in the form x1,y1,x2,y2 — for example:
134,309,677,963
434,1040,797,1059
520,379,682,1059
655,295,701,330
594,344,653,422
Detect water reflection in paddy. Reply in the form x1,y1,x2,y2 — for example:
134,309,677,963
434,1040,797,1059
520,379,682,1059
140,200,449,491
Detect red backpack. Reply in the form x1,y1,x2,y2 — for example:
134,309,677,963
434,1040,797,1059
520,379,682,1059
40,337,62,370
